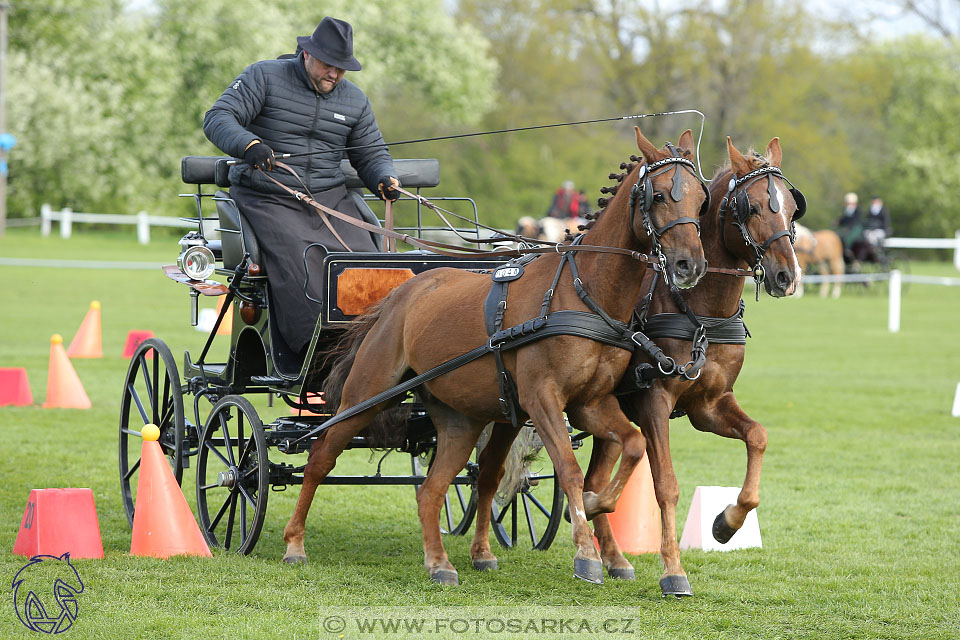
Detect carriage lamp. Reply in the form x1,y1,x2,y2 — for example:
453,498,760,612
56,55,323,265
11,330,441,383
177,234,216,281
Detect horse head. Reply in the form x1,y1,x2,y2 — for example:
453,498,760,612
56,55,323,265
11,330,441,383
717,136,804,297
628,127,708,289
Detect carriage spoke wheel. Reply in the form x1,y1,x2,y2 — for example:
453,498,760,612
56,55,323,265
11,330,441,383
196,395,268,555
412,448,478,536
491,463,564,550
119,338,185,529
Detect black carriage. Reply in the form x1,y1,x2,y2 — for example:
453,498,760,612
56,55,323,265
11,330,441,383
118,156,571,555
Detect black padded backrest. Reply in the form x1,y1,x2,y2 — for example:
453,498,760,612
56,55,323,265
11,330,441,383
340,158,439,189
181,156,234,188
214,190,263,271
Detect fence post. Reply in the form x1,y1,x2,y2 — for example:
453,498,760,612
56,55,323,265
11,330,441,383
137,211,150,245
40,204,51,237
888,269,901,333
60,208,72,240
954,230,960,270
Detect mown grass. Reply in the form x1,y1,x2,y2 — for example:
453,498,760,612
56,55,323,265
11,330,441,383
1,227,959,639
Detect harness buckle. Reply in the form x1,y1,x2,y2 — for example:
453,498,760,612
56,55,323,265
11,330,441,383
657,356,677,376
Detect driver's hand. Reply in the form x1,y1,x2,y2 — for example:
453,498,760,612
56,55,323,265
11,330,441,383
244,141,276,171
378,176,401,201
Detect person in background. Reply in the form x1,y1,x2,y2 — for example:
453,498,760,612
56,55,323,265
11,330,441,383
859,195,892,265
546,180,581,219
835,192,863,265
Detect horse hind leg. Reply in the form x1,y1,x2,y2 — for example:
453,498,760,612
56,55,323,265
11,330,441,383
282,321,410,564
416,400,488,585
470,422,520,572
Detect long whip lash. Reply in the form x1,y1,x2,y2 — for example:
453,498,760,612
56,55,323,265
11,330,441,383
272,109,710,181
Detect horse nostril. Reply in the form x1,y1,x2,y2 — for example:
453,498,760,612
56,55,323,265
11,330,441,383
776,270,791,289
674,259,691,276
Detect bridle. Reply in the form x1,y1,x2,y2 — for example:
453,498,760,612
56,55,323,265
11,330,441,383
628,146,710,285
718,165,806,289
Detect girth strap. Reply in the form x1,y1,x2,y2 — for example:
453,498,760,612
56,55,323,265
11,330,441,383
290,309,636,447
484,265,522,427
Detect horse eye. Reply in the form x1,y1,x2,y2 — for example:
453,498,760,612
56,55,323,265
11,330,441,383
749,204,760,216
653,192,666,203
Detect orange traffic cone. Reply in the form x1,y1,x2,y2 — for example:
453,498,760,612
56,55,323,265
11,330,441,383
216,296,232,336
42,335,91,409
291,392,326,416
130,424,211,558
603,455,661,554
0,367,33,406
13,488,104,559
67,301,102,358
122,330,155,358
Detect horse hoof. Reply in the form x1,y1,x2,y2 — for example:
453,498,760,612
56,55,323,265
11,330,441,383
659,575,693,597
607,566,636,580
712,510,737,544
430,569,460,586
573,557,604,584
282,555,307,565
472,557,498,572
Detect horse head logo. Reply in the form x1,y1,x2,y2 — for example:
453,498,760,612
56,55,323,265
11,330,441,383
11,553,84,634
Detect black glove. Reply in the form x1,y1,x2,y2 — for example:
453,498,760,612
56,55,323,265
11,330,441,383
244,141,275,171
378,176,401,201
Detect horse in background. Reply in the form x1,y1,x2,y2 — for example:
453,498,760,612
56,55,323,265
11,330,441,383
281,127,707,587
794,223,844,298
515,215,583,244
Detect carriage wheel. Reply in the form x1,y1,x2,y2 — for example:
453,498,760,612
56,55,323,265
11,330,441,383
412,448,478,536
491,461,564,550
119,338,185,528
196,395,269,555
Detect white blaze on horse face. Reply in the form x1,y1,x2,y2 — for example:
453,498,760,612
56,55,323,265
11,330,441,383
774,181,803,288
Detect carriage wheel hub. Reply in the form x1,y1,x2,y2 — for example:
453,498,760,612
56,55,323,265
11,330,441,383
217,468,237,488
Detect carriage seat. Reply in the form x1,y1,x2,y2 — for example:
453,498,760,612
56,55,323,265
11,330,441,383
180,156,442,269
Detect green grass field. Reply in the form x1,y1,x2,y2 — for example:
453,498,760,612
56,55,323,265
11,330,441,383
1,228,959,639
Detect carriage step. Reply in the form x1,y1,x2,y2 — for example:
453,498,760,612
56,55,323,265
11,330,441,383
248,376,292,387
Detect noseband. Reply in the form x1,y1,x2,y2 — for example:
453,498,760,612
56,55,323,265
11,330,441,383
718,165,806,288
628,146,710,282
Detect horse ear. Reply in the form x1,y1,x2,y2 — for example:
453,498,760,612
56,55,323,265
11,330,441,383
634,126,660,163
766,136,783,166
677,129,695,157
727,136,752,176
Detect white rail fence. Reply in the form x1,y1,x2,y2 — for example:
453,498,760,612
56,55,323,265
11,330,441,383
802,270,960,333
39,204,196,244
884,233,960,269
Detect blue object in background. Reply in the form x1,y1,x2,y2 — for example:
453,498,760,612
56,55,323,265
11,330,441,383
0,133,16,151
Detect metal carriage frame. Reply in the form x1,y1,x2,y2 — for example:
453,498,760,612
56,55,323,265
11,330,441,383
118,155,571,556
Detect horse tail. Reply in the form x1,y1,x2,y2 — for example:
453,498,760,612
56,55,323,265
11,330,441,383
319,295,412,449
479,424,545,501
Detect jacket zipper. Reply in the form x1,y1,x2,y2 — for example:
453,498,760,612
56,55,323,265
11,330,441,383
307,93,321,193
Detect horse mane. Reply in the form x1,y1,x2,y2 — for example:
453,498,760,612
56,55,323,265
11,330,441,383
710,147,772,182
579,140,697,233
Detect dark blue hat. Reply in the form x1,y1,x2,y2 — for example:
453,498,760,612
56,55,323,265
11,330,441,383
297,17,362,71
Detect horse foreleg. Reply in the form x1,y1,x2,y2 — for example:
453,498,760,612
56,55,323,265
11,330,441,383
524,389,604,584
470,422,520,572
416,415,487,585
687,392,767,543
569,395,648,518
576,435,636,580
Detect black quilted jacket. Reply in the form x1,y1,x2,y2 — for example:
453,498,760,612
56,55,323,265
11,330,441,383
203,53,395,196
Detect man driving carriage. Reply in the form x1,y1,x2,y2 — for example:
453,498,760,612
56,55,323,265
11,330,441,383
203,17,400,355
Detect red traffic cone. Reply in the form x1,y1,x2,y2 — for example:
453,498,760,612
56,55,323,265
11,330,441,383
216,296,232,336
67,301,102,358
122,330,155,358
603,455,661,554
42,335,91,409
0,367,33,406
12,488,104,559
130,424,211,558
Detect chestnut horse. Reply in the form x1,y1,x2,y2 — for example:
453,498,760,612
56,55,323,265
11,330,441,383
281,128,707,586
794,223,844,298
471,136,805,596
